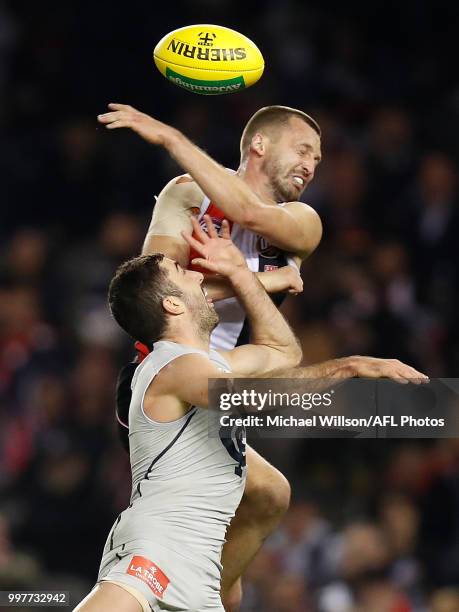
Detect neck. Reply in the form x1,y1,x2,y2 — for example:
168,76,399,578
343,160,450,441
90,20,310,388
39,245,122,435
237,159,278,205
162,327,210,353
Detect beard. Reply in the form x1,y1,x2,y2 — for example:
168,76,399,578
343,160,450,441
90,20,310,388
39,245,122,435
261,155,305,202
185,293,219,339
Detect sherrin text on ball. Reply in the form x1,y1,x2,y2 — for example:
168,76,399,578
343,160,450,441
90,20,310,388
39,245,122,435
154,24,264,95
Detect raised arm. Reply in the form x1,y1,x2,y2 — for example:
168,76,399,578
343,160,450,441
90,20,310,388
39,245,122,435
141,176,201,265
98,104,322,255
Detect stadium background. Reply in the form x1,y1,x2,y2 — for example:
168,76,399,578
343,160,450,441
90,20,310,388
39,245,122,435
1,0,458,610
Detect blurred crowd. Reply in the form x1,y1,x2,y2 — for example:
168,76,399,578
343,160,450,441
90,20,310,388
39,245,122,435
1,0,458,610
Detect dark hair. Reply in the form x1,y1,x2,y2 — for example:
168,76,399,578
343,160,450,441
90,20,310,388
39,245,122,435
240,105,321,159
108,254,182,347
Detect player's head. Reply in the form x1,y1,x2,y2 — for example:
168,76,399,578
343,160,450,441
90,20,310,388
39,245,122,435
108,254,218,346
240,106,322,202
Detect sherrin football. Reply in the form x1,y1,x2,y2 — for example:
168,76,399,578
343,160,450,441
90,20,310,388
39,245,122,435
153,25,264,95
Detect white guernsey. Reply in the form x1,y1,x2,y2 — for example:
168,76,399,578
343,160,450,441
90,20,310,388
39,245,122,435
98,341,245,611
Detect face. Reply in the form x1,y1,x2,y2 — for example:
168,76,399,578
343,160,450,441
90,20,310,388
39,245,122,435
160,258,219,334
261,117,322,202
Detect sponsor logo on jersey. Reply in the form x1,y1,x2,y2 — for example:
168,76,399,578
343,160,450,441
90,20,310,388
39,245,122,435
199,216,223,233
189,203,234,273
127,555,170,598
264,264,279,272
167,39,247,62
256,236,281,259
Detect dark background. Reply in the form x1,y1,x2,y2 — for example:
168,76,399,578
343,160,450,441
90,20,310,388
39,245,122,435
1,1,458,610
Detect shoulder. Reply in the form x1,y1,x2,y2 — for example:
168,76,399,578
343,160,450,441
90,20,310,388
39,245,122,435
150,352,220,394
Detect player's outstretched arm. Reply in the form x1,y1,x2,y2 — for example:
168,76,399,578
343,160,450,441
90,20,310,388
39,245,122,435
97,103,322,256
237,355,429,400
146,352,429,421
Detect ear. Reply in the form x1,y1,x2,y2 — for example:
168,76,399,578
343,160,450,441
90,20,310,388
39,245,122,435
250,132,266,157
162,296,185,316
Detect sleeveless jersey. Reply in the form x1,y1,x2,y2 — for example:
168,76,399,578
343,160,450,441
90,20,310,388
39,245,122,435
189,194,299,350
106,341,246,580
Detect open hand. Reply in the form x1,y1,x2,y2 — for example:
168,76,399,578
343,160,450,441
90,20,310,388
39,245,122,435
97,103,174,146
284,266,304,294
182,215,247,278
348,356,429,385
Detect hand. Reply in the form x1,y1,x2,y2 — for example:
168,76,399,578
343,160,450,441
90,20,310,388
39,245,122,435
284,266,304,295
97,103,175,146
182,215,248,278
346,356,429,385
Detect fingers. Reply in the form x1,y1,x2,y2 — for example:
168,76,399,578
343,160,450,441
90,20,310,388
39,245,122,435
181,230,207,256
105,120,132,130
293,281,303,293
389,359,429,384
386,374,410,385
98,113,131,130
203,214,218,239
288,281,303,294
191,258,218,273
98,105,141,128
190,216,210,244
220,219,231,239
355,357,429,385
97,113,117,124
108,103,137,112
287,268,303,294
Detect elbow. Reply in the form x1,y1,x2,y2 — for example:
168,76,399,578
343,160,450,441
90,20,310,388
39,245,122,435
285,341,303,368
292,342,303,366
301,211,323,258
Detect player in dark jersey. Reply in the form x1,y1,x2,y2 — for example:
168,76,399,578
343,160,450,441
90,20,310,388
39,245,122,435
99,103,323,610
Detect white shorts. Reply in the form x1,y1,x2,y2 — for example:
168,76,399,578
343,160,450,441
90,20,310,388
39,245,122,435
98,539,224,611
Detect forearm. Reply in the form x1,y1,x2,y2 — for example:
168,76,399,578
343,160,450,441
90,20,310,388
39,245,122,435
266,358,355,380
164,130,260,226
229,357,356,399
229,268,300,358
205,269,295,301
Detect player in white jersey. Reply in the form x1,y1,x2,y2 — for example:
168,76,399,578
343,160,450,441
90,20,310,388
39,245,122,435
75,217,428,612
99,341,244,611
98,103,323,610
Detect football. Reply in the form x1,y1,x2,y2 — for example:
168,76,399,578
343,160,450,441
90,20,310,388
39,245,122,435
153,24,264,95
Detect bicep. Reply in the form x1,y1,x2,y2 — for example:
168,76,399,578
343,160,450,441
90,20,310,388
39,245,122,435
222,345,290,377
150,354,228,409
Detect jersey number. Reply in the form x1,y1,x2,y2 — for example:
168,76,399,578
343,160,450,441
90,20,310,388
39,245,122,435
219,425,246,477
